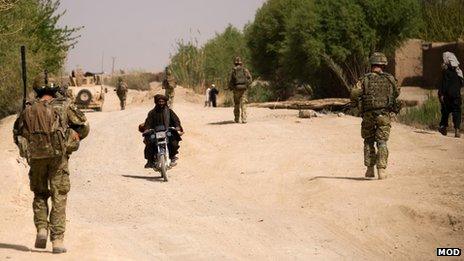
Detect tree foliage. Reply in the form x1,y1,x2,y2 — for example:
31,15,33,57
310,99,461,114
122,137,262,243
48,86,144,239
246,0,421,98
170,25,250,94
0,0,80,118
419,0,464,42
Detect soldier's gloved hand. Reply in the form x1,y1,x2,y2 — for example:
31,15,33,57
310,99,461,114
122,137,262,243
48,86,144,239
175,127,184,136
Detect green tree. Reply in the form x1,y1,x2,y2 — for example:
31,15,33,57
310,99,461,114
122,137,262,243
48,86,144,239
0,0,80,118
246,0,421,98
202,25,250,89
170,25,250,92
419,0,464,42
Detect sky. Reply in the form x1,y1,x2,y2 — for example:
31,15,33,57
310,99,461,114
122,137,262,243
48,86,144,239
59,0,266,73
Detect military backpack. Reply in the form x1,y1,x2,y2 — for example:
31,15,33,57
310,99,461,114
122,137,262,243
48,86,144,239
361,73,397,112
232,66,249,90
22,99,68,159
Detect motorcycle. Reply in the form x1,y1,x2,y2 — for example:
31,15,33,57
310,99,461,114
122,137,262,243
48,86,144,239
143,126,177,182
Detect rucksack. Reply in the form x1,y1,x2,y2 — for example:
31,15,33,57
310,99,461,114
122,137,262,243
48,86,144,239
233,66,248,87
117,82,128,95
22,100,67,159
361,73,396,112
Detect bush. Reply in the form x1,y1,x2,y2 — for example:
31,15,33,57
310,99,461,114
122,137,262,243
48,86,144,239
248,81,275,103
398,93,442,129
104,72,157,91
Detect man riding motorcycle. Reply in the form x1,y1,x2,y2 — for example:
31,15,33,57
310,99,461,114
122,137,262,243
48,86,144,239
139,94,183,168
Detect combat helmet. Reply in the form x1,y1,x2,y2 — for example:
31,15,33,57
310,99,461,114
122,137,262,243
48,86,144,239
234,56,243,65
32,70,60,96
369,52,388,66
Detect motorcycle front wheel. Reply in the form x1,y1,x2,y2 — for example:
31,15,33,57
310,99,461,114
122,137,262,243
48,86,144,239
158,154,168,182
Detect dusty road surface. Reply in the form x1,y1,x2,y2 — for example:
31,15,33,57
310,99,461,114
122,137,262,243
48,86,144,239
1,83,463,260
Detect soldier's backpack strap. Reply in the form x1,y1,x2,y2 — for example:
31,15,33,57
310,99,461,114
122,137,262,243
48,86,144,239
381,73,401,113
361,73,373,96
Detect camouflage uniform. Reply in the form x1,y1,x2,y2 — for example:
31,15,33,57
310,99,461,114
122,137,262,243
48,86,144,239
163,67,177,108
116,79,128,110
229,57,252,123
57,86,74,102
13,95,89,244
351,53,401,178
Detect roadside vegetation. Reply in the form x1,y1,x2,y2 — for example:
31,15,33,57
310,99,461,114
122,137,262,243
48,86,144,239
104,72,160,91
398,93,442,129
398,94,464,130
0,0,80,119
170,0,463,104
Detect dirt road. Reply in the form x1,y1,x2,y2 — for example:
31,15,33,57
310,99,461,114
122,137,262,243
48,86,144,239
1,84,463,260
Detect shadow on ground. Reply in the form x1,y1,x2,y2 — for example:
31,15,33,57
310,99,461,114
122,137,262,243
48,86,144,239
208,120,236,125
0,243,30,252
122,175,165,182
308,176,371,181
0,243,50,253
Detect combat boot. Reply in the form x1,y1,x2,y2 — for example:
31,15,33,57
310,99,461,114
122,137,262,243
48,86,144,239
52,239,67,254
364,166,375,178
438,126,447,136
377,168,387,180
455,129,461,138
34,228,48,249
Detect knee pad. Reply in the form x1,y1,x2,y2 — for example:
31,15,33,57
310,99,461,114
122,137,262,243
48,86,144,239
377,140,387,148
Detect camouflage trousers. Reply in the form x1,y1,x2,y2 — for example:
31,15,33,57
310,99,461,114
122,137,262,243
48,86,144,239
233,89,247,123
361,111,391,169
165,87,175,108
118,95,126,110
29,156,70,241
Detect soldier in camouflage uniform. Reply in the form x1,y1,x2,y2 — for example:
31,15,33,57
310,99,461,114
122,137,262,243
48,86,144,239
228,57,252,123
162,66,177,108
13,75,90,253
58,85,75,101
351,53,401,180
116,77,128,110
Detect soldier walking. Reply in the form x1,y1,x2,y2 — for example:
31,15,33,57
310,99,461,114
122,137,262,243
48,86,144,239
350,53,401,180
163,66,177,108
13,75,90,253
228,57,252,123
116,77,128,110
438,52,463,138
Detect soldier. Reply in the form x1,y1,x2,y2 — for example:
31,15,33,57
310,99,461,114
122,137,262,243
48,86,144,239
162,66,177,108
115,77,128,110
58,85,75,101
13,75,90,253
438,52,463,138
228,57,252,123
350,53,401,180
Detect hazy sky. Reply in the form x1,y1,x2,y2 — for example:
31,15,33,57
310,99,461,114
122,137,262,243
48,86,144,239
59,0,266,73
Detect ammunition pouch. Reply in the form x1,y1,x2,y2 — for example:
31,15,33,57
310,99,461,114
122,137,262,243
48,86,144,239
65,128,80,155
17,136,29,159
